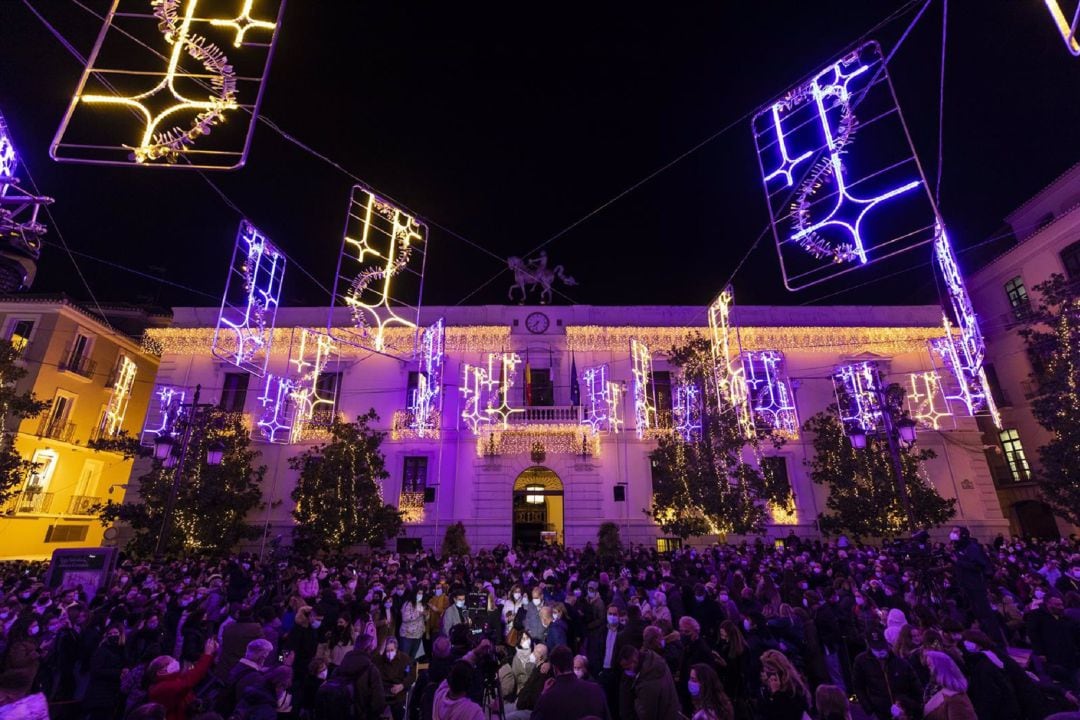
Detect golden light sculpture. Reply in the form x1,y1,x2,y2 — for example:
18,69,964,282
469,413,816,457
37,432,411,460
459,352,524,434
477,424,600,458
51,0,286,169
288,330,338,443
707,286,756,440
100,356,138,437
630,339,657,439
1045,0,1080,56
906,371,953,431
329,187,428,359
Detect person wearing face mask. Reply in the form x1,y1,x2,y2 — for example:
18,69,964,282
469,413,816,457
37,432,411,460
399,587,427,661
949,525,1005,645
148,637,219,720
545,602,569,650
524,586,548,644
618,644,680,720
530,645,608,720
441,588,470,637
1026,594,1080,685
373,638,415,720
687,663,734,720
675,616,714,716
0,618,42,703
687,583,723,642
428,583,450,638
957,629,1019,720
502,632,537,701
1057,564,1080,595
82,626,127,720
375,594,397,654
282,606,320,685
851,630,923,720
572,654,593,682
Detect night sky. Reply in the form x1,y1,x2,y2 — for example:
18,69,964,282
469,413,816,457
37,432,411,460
2,1,1079,312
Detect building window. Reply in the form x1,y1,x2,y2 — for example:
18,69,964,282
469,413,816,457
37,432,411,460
219,372,250,413
402,456,428,493
527,368,554,407
656,537,683,553
8,319,33,353
525,485,545,504
649,370,673,427
761,456,793,495
1062,240,1080,279
406,370,421,406
41,392,76,442
983,363,1008,407
999,429,1031,482
62,332,95,376
1004,276,1031,318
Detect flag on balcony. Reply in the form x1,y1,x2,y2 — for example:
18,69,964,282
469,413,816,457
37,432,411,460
524,354,533,406
569,352,580,407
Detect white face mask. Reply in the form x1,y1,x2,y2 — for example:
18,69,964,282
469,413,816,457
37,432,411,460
528,653,536,663
962,641,978,653
455,600,465,608
165,659,181,675
891,703,903,718
513,593,522,601
520,637,531,649
386,650,396,660
532,598,541,606
949,532,960,541
317,669,328,680
573,668,586,679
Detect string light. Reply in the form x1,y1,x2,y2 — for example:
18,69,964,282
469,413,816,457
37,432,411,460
459,352,523,435
672,380,702,442
256,373,295,444
581,364,623,434
743,350,799,438
289,330,338,442
52,0,283,168
399,491,425,523
1044,0,1080,56
707,287,755,440
630,339,657,439
330,187,427,358
407,319,444,437
391,410,441,440
753,41,937,290
477,425,600,458
100,356,138,437
212,220,285,377
140,385,187,444
832,361,883,433
906,370,952,430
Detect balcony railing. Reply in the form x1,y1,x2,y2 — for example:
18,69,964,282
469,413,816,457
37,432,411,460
5,490,54,514
59,352,96,379
67,495,98,516
508,406,583,424
37,415,76,443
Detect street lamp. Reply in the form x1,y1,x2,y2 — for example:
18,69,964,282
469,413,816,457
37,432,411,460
206,440,226,467
153,434,175,461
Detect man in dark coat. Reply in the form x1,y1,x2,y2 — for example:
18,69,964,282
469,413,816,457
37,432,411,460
372,638,416,720
316,634,386,720
618,646,680,720
532,645,610,720
950,525,1004,644
217,605,264,681
676,616,715,715
1026,595,1080,685
851,630,923,720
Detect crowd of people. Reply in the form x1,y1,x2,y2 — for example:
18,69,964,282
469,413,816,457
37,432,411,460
0,526,1078,720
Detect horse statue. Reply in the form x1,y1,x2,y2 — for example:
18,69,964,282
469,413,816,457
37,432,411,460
507,251,577,304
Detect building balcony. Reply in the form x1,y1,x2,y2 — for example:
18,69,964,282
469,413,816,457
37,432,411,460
67,495,99,516
508,405,583,424
59,352,96,379
4,490,54,514
37,416,76,443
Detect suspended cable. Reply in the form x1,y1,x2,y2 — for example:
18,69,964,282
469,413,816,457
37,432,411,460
935,0,948,206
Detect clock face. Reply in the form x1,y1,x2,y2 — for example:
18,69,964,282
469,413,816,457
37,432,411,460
525,312,550,334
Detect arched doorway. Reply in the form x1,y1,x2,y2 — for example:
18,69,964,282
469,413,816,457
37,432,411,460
512,467,564,549
1012,500,1060,539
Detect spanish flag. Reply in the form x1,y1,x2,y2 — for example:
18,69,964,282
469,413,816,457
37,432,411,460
525,357,533,406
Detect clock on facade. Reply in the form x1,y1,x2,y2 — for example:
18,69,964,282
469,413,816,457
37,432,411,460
525,312,550,334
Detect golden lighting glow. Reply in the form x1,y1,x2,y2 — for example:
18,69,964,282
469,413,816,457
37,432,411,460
289,331,337,443
460,353,523,434
708,287,756,440
391,409,441,440
101,355,138,437
476,424,600,458
769,502,799,525
208,0,277,47
398,490,425,523
630,339,657,439
1045,0,1080,55
566,325,951,355
907,371,952,430
142,326,510,357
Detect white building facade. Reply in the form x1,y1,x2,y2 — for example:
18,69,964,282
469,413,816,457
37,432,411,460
969,161,1080,537
140,304,1009,551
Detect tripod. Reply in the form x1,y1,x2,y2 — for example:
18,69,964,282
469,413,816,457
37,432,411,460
481,676,505,720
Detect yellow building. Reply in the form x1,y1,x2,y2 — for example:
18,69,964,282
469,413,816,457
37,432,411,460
0,296,164,558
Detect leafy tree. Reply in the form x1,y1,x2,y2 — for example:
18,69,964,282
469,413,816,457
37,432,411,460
803,409,955,538
442,522,470,556
289,410,401,553
1019,273,1080,524
100,409,265,556
597,521,622,560
648,336,793,538
0,341,51,506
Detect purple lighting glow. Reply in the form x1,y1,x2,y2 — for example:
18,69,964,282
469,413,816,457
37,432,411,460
672,381,702,442
408,318,445,438
140,385,187,445
742,350,799,438
832,361,882,434
256,373,295,444
581,364,623,434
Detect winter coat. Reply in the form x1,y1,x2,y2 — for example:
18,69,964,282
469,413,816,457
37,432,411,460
924,690,978,720
217,621,265,681
622,649,680,720
372,650,415,705
1025,607,1080,670
545,619,569,650
148,652,214,720
400,601,426,640
962,650,1019,720
524,602,546,643
532,673,610,720
757,688,809,720
233,682,279,720
81,642,126,713
0,640,40,699
851,651,923,720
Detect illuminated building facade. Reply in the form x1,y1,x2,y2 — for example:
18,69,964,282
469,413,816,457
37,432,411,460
968,160,1080,538
140,302,1008,551
0,297,163,558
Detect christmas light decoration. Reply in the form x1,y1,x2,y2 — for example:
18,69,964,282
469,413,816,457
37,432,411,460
581,364,623,434
1045,0,1080,55
832,361,883,433
906,371,952,430
459,353,523,434
707,287,755,439
51,0,285,169
398,491,425,523
100,356,138,437
255,373,295,444
0,108,51,292
212,220,285,377
672,381,702,442
753,41,938,290
477,424,600,458
742,350,799,438
140,385,187,444
407,318,444,438
630,339,657,439
330,187,428,359
289,330,338,443
931,225,1000,427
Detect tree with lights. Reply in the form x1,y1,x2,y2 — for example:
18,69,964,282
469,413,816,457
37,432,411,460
0,341,50,507
1019,273,1080,525
803,410,954,538
100,409,265,556
289,410,402,553
648,336,793,538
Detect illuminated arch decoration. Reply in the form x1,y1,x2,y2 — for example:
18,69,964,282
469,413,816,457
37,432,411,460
459,352,523,435
707,286,755,440
752,41,938,290
329,187,428,359
906,371,953,431
1045,0,1080,56
289,330,338,443
100,356,138,437
407,318,445,438
630,339,657,439
581,364,623,434
140,385,187,445
931,225,1001,427
672,381,702,442
0,114,16,182
50,0,285,169
256,373,294,444
742,350,799,438
832,361,883,433
0,108,52,292
211,220,285,377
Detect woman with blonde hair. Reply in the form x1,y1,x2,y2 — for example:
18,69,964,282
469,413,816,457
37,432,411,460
923,650,977,720
758,649,811,720
814,684,851,720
